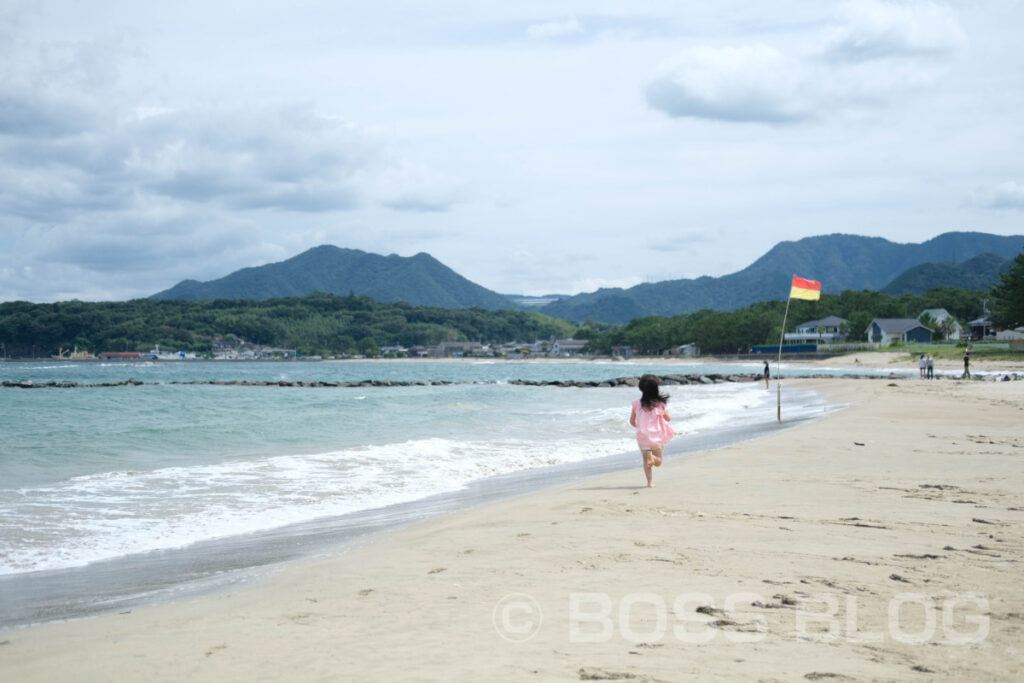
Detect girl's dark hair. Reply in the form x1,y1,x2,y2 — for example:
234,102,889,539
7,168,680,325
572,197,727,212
638,374,669,410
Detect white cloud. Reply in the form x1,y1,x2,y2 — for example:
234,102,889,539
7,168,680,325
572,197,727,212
821,0,967,62
526,17,583,41
974,181,1024,211
572,276,643,293
646,0,965,124
375,159,464,213
646,43,814,123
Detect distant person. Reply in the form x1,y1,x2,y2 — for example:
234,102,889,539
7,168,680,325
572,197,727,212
763,360,770,389
926,354,934,379
963,351,971,379
918,354,926,378
629,374,675,488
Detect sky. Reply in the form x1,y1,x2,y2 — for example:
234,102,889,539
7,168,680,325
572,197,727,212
2,0,1023,303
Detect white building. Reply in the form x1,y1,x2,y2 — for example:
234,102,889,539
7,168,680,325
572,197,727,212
550,339,588,357
919,308,964,340
783,316,849,345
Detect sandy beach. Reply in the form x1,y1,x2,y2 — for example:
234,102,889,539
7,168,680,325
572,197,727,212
2,368,1022,681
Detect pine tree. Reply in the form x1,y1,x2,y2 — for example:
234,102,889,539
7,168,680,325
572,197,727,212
990,251,1024,329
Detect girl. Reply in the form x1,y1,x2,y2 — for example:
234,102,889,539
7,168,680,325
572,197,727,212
629,374,675,488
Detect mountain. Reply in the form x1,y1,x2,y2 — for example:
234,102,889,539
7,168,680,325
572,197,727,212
152,246,514,310
881,252,1012,295
540,232,1024,323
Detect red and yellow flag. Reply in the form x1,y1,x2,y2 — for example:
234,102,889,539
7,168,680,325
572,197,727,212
789,275,821,301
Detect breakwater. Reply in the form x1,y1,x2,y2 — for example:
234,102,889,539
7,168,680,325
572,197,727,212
7,371,1016,389
2,373,764,389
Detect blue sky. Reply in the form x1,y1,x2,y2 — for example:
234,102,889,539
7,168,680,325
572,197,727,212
2,0,1023,302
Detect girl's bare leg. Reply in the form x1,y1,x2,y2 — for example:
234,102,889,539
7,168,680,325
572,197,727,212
642,450,654,487
652,447,663,467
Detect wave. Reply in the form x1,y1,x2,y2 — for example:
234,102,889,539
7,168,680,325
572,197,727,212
0,433,635,575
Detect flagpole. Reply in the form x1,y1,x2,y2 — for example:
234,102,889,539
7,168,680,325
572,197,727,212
777,274,821,423
776,291,792,423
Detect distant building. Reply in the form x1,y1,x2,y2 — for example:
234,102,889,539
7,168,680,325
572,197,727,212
919,308,964,340
996,326,1024,341
866,318,933,346
99,351,143,360
665,343,698,357
611,345,634,359
434,341,486,357
784,316,849,345
550,339,588,357
967,316,995,341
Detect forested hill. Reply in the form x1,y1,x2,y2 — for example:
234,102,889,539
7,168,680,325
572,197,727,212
152,246,514,310
0,293,577,358
539,232,1024,323
881,252,1011,295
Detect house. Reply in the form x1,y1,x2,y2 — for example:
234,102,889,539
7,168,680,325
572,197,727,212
996,326,1024,341
380,345,408,357
550,338,588,357
611,345,634,359
784,315,849,345
434,341,485,357
866,319,933,346
665,343,698,357
967,316,995,341
919,308,964,340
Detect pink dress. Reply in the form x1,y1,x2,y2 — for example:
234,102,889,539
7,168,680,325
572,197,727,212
632,399,675,449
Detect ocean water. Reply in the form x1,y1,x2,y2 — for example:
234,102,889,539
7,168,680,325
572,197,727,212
0,359,840,628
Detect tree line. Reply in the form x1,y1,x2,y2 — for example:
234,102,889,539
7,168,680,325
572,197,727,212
1,272,1018,359
577,287,990,355
0,292,576,358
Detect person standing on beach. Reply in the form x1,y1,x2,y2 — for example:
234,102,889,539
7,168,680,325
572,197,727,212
963,351,971,379
763,360,770,389
918,354,926,378
926,354,934,379
629,374,674,488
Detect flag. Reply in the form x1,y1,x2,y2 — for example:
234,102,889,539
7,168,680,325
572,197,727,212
789,275,821,301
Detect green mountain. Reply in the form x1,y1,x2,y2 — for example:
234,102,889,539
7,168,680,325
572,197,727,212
540,231,1024,323
881,253,1012,295
152,246,514,310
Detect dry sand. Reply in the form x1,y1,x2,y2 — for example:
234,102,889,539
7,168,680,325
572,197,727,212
2,373,1022,682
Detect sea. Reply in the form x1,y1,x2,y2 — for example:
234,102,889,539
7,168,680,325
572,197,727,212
0,358,911,630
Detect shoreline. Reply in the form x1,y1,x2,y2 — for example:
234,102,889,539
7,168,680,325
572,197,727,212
2,377,1022,680
0,384,832,631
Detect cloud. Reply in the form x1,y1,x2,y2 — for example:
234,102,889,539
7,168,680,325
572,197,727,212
376,159,463,213
973,181,1024,211
526,17,583,41
0,90,97,137
572,276,643,293
646,43,813,124
0,101,378,225
821,0,967,62
652,231,718,253
646,0,965,124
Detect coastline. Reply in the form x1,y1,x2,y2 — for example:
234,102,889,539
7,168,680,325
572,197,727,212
1,375,1022,680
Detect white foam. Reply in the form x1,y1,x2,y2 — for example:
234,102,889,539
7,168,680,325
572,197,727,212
0,432,636,574
0,380,822,575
